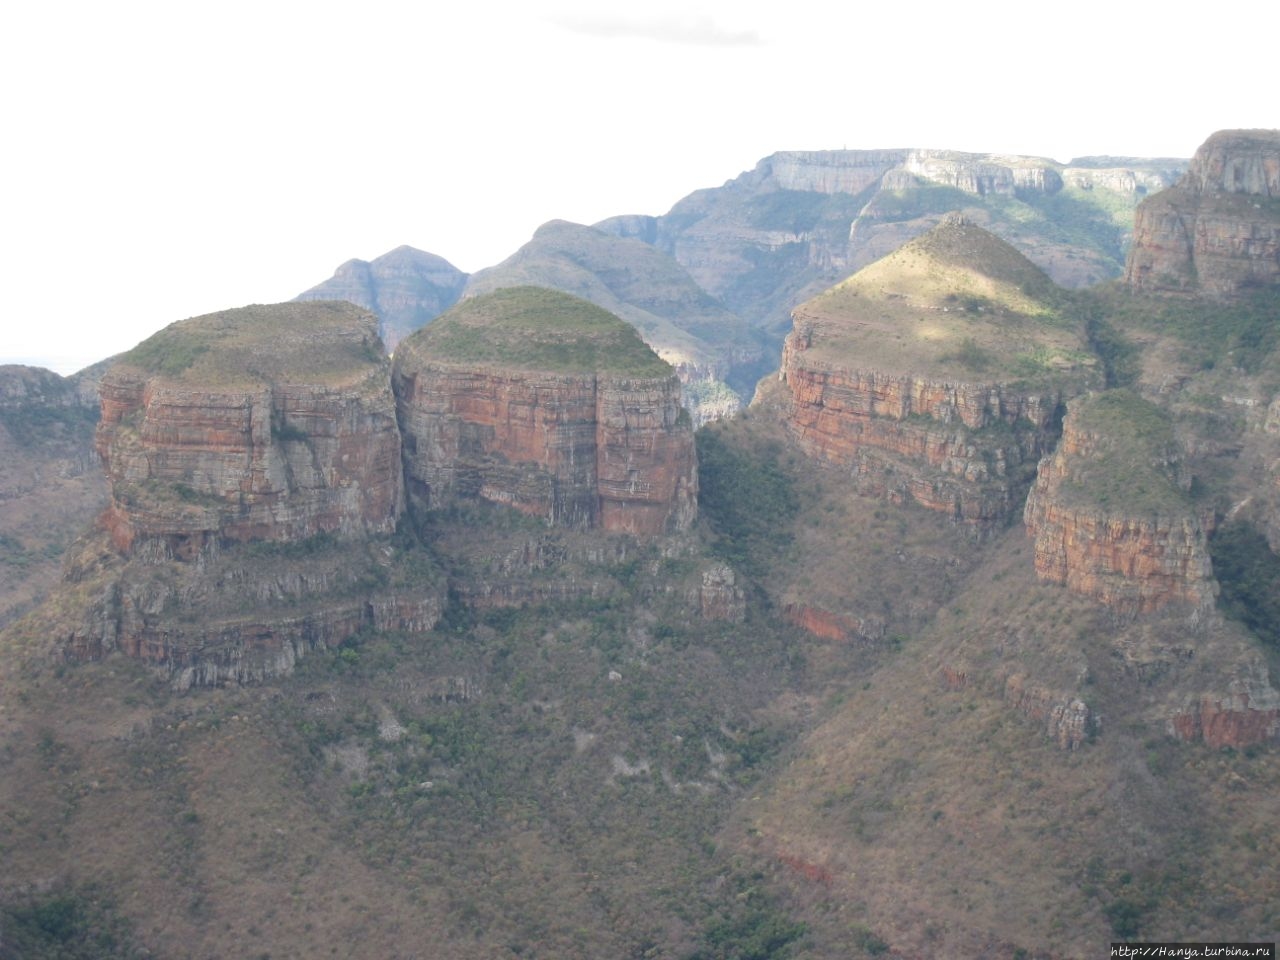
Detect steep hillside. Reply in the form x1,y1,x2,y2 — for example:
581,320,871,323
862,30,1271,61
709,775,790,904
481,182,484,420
296,245,468,352
0,364,107,626
463,220,766,423
598,147,1186,340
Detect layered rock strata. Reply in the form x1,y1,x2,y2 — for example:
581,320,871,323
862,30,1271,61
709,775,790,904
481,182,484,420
778,217,1095,528
1125,129,1280,299
461,220,765,424
96,303,403,561
70,303,437,685
393,287,697,537
1023,392,1215,614
1168,663,1280,749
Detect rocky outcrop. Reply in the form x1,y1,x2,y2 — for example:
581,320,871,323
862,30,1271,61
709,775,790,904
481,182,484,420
1002,673,1094,750
1023,392,1216,614
393,288,697,537
782,603,885,644
782,342,1067,526
1125,129,1280,299
778,219,1093,529
296,246,468,352
65,303,438,686
695,563,745,621
1168,664,1280,748
63,537,443,689
462,220,765,422
96,303,403,561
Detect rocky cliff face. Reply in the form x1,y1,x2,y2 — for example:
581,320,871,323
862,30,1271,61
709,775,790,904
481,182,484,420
296,245,468,352
96,303,403,561
781,347,1062,527
68,303,438,685
393,288,697,537
1125,129,1280,299
777,217,1096,529
462,220,765,424
1023,392,1216,615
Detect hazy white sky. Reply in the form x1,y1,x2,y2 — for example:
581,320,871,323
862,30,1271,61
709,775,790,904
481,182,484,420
1,0,1273,373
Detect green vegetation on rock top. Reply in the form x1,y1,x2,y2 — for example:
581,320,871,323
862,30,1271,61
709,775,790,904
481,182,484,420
1059,389,1191,515
797,216,1095,385
118,301,386,387
401,286,673,377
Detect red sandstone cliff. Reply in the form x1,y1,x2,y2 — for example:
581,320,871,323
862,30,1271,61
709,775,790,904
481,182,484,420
1125,129,1280,299
1023,392,1215,615
392,287,697,537
777,218,1096,529
96,303,403,561
67,303,439,686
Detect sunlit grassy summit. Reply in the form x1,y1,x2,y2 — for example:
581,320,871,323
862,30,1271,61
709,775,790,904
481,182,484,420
118,301,386,388
795,213,1094,383
400,285,673,377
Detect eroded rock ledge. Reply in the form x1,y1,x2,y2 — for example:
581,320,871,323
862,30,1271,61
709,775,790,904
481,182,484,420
1023,392,1216,615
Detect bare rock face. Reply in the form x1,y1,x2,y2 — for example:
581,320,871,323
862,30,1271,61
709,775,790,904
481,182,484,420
1002,673,1094,750
393,287,697,537
1125,129,1280,299
695,563,746,621
1168,661,1280,748
96,303,403,561
1023,392,1216,615
66,303,436,686
778,217,1096,529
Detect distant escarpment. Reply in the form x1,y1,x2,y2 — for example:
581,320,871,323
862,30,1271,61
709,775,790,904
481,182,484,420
394,287,697,537
778,216,1098,530
296,246,468,352
1023,391,1215,614
599,147,1185,340
1126,129,1280,299
462,220,766,424
69,303,441,686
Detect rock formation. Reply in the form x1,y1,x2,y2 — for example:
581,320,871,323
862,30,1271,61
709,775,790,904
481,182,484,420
778,216,1097,529
96,302,403,560
68,302,442,686
462,220,766,424
1023,391,1216,614
1125,129,1280,299
597,147,1185,340
296,245,468,352
394,287,697,537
